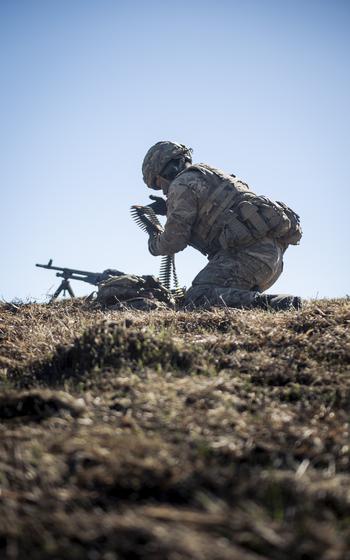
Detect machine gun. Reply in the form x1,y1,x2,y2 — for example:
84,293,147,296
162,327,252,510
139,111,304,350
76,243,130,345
36,260,123,301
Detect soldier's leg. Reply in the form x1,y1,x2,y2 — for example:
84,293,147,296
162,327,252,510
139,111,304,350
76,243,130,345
184,283,257,308
184,249,269,308
184,245,300,310
244,238,284,292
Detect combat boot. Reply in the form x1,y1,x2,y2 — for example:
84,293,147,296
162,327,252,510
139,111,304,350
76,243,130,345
253,293,302,311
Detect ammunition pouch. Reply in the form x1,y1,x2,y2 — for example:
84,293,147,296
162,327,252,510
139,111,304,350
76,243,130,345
274,201,302,246
219,194,302,250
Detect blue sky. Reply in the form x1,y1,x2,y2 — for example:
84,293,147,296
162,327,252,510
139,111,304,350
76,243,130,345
1,0,349,301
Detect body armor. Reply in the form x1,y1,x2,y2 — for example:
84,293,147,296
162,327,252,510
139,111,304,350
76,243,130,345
176,164,301,256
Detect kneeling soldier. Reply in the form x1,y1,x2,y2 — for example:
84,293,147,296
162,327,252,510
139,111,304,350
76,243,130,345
143,141,302,311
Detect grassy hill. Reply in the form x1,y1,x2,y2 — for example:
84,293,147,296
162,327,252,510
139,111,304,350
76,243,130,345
0,298,349,559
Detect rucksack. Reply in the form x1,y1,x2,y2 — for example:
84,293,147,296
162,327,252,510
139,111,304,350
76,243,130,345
96,274,175,308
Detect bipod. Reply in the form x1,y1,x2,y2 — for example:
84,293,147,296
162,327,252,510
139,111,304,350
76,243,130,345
50,278,75,302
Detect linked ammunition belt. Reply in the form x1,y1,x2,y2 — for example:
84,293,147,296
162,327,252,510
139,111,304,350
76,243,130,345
130,205,183,297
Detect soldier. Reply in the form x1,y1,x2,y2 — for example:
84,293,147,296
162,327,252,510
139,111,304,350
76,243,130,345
143,141,302,311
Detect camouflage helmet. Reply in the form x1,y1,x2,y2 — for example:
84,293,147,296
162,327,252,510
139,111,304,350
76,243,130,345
142,141,193,190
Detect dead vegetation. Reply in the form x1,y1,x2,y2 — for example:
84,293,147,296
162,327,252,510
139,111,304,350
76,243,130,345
0,298,349,559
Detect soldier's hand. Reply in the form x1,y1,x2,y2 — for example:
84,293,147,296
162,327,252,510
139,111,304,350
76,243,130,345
148,195,167,216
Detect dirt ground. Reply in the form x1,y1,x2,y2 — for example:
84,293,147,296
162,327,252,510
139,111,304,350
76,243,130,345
0,298,349,559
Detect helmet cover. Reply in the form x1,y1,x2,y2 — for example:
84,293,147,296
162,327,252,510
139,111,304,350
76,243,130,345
142,141,193,189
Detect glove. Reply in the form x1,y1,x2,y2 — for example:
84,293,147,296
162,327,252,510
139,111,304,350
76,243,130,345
148,195,167,216
148,234,160,256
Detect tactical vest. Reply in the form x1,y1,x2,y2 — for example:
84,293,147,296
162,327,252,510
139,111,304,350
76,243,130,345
177,164,302,254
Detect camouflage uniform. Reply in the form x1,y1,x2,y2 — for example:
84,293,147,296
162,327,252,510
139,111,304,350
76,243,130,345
148,164,299,309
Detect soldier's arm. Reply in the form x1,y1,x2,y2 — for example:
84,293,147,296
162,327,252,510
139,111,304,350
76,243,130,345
148,177,198,256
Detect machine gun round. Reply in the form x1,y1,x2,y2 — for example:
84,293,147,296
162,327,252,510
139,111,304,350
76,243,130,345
130,205,184,298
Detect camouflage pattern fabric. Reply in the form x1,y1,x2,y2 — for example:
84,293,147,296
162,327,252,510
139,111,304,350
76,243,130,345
97,275,175,309
148,164,251,256
147,163,301,309
149,164,301,258
184,240,283,309
142,141,193,190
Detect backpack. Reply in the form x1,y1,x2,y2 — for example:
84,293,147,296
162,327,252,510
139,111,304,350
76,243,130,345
96,274,175,308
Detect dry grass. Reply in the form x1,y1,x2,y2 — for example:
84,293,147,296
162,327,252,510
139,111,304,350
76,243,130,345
0,298,349,559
